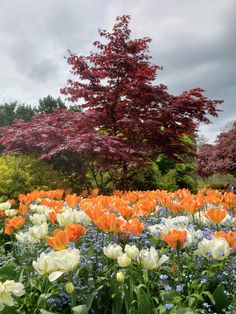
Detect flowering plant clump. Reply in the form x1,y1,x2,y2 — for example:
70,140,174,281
0,188,235,313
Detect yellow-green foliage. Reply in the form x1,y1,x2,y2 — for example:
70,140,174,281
197,173,236,190
0,154,71,200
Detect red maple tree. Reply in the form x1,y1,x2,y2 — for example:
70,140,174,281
197,122,236,177
0,15,223,190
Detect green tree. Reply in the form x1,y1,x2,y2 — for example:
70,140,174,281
37,95,66,114
0,102,36,126
0,154,71,200
0,102,17,126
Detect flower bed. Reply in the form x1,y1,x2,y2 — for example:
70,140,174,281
0,189,235,313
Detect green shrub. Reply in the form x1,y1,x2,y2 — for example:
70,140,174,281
125,157,198,192
197,173,236,190
0,154,71,200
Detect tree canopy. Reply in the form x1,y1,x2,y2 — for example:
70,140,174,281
0,102,36,127
0,15,223,189
37,95,67,114
197,122,236,177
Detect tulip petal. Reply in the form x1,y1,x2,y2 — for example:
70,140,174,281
48,271,63,282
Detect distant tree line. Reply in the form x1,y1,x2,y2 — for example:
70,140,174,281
0,95,80,127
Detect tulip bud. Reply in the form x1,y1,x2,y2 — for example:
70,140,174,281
116,272,125,283
65,282,75,294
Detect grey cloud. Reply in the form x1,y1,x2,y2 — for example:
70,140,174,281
28,58,59,82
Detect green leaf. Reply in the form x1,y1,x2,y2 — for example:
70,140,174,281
0,266,17,280
15,269,24,283
1,307,19,314
137,292,152,314
188,297,196,308
190,293,204,302
203,291,215,305
212,285,229,312
72,305,88,314
152,297,159,306
85,293,94,310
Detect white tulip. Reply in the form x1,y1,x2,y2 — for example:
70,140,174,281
139,247,169,270
124,244,139,260
29,213,47,225
195,238,230,260
103,243,122,260
28,223,48,240
0,201,11,211
0,280,25,311
57,210,75,226
74,210,91,226
33,248,80,282
4,209,17,217
117,253,131,267
116,272,125,283
30,204,50,214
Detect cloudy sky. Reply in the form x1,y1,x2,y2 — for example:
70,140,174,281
0,0,235,143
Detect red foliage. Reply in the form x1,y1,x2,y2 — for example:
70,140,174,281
196,122,236,176
0,15,222,168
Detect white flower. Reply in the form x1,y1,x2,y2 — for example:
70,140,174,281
4,209,17,217
28,223,48,240
124,244,139,260
3,281,25,297
222,214,235,227
74,210,91,226
117,253,131,267
0,280,25,311
103,243,122,260
32,248,80,282
30,204,50,214
116,272,125,282
195,238,230,260
57,210,75,226
29,213,47,225
139,247,169,270
191,229,203,242
182,229,193,248
16,232,34,243
53,249,81,272
0,201,11,211
65,282,74,294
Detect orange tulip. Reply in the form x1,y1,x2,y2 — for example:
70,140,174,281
46,229,68,250
48,211,58,224
204,208,227,225
65,194,80,208
120,219,144,236
18,204,29,214
65,224,87,242
161,229,187,249
132,199,157,217
119,206,138,220
214,231,236,250
94,214,123,233
5,216,26,235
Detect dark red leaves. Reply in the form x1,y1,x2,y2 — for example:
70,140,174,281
0,15,223,168
197,122,236,176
